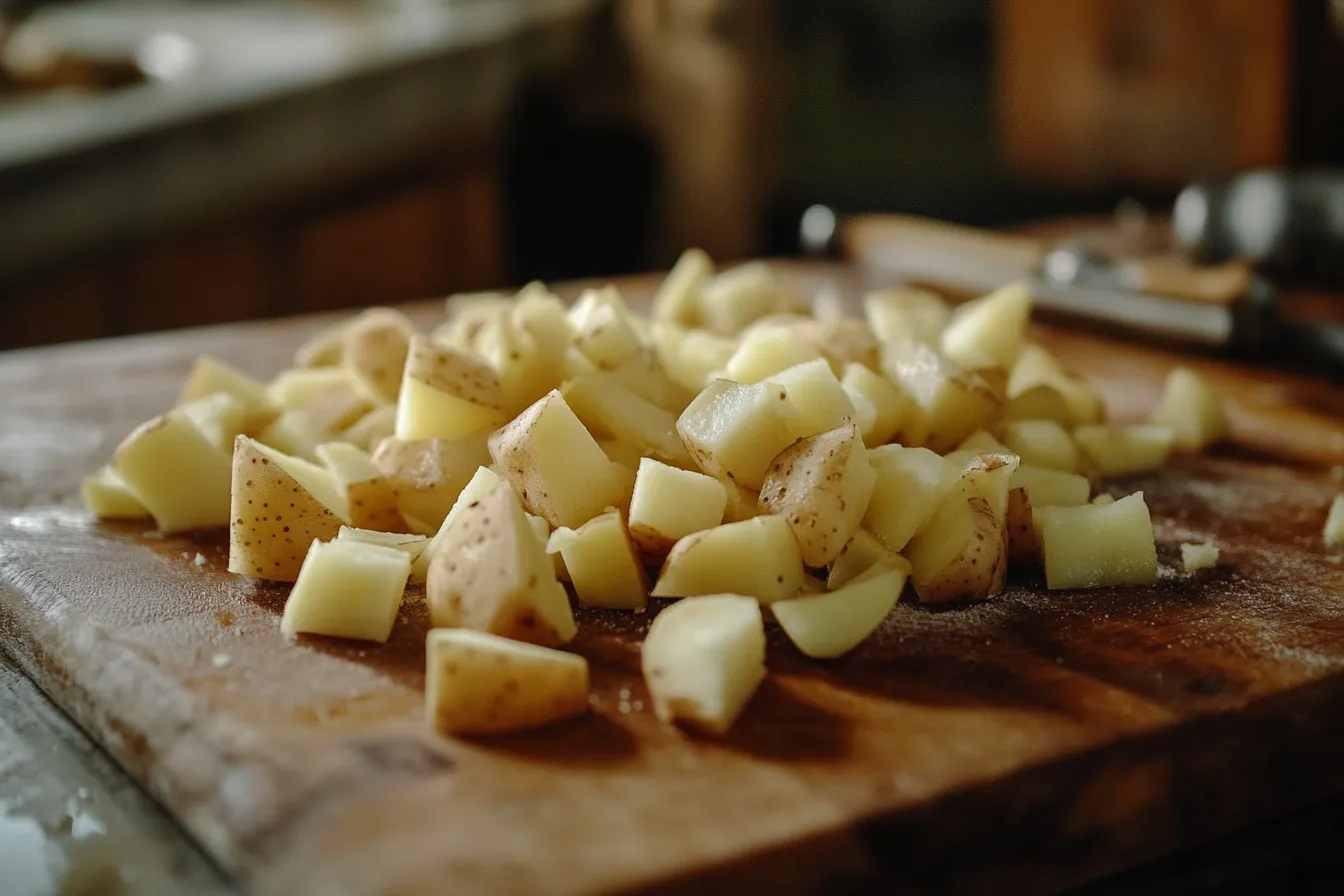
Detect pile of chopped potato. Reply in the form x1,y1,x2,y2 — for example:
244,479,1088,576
86,249,1269,737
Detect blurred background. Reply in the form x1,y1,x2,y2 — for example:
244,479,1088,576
0,0,1338,349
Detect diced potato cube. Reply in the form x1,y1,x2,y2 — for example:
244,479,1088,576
1324,495,1344,548
883,340,1003,453
652,247,713,327
700,262,788,335
827,528,909,589
864,287,950,345
1150,367,1228,451
294,320,347,367
316,442,407,533
641,594,765,735
1001,419,1079,472
571,297,644,372
841,363,909,446
773,562,907,659
228,437,343,581
720,477,762,522
1011,465,1090,507
416,466,506,581
723,327,821,384
1074,425,1175,477
628,458,728,556
426,629,589,736
112,410,232,533
652,324,738,394
395,336,509,440
652,515,804,604
178,392,251,455
767,358,856,439
956,429,1010,454
267,367,358,411
863,445,949,552
372,435,492,531
562,373,691,467
178,355,275,431
1034,492,1158,589
281,539,410,642
940,283,1031,370
906,453,1019,603
488,391,630,529
676,379,799,490
339,404,397,451
336,526,427,570
548,509,647,609
426,480,576,646
81,466,150,519
758,424,875,567
1007,345,1104,427
1180,542,1220,571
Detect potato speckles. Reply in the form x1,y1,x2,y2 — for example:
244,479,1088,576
759,424,874,568
228,437,341,582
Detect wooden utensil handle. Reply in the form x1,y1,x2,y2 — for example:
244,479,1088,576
842,214,1045,294
1118,257,1252,305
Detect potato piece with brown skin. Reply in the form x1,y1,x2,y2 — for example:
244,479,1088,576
1005,486,1038,563
905,452,1019,603
1149,366,1228,451
177,355,276,433
758,424,876,567
342,308,415,403
676,379,800,490
395,336,509,440
372,434,491,531
315,442,408,533
882,339,1003,454
228,436,342,581
426,480,576,646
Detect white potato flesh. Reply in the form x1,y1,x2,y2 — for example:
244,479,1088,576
178,356,275,430
1150,367,1228,451
956,429,1009,454
572,299,644,372
758,424,875,567
341,308,415,404
827,528,910,589
905,452,1019,603
786,317,881,373
766,359,857,439
416,465,506,581
228,436,343,580
653,324,738,394
371,434,491,530
864,287,950,345
1035,492,1158,589
1074,425,1175,477
1001,419,1079,472
599,438,644,473
549,509,647,610
1007,345,1104,427
883,340,1003,453
340,404,397,451
641,594,765,735
426,480,576,646
676,378,800,490
1180,542,1219,571
426,629,589,736
1010,465,1091,508
179,392,251,455
336,525,428,572
841,363,908,446
652,247,712,327
112,410,232,533
1323,495,1344,548
315,442,407,533
294,321,348,367
700,261,786,335
267,367,358,411
282,539,410,642
628,458,728,556
562,373,691,467
81,466,150,519
488,390,630,529
395,336,509,440
773,562,907,659
652,515,804,604
940,282,1031,371
723,327,820,384
485,314,565,416
720,477,763,522
863,445,950,552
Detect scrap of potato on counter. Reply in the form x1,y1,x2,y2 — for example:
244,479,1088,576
87,250,1252,738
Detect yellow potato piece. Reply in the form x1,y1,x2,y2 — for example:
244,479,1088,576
676,378,800,490
863,445,949,552
1323,495,1343,548
627,458,728,556
550,509,647,610
1150,367,1228,451
111,410,232,533
773,562,907,659
228,436,342,581
1034,492,1158,589
1074,425,1175,477
1001,419,1079,472
395,336,508,440
282,539,410,642
652,515,803,604
80,466,150,520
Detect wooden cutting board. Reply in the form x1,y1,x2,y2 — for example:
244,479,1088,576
2,262,1344,896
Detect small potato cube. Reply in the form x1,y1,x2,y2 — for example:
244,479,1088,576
1074,425,1175,477
652,247,712,326
571,296,644,372
883,340,1003,453
758,424,875,567
1004,385,1074,426
81,466,150,519
723,327,821,384
863,445,949,552
336,526,427,569
652,515,804,604
628,458,728,556
940,283,1031,370
178,356,275,431
787,317,881,373
1323,495,1344,548
1001,419,1079,472
294,320,347,367
426,480,576,646
641,594,765,735
489,390,630,529
372,435,492,531
905,453,1019,603
720,477,762,523
112,410,232,533
316,442,407,533
700,261,787,335
340,405,397,451
281,539,411,642
864,287,950,345
773,562,907,659
1011,465,1091,507
562,373,691,467
827,528,909,589
676,379,800,490
395,336,509,440
267,367,359,411
416,465,506,581
426,629,589,736
548,509,647,609
178,392,251,456
1180,542,1220,571
1007,345,1104,427
228,437,343,581
652,324,738,394
841,363,909,446
1150,367,1228,451
342,308,415,403
767,359,857,439
1035,492,1158,589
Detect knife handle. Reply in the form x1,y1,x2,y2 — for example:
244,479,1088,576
1116,257,1251,306
841,214,1045,294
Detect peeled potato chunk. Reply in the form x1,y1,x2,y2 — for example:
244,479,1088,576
1034,492,1158,589
1180,542,1219,571
426,480,576,646
652,246,712,327
758,423,875,567
827,528,910,589
940,282,1031,371
426,629,589,736
1001,419,1079,472
767,358,857,440
316,442,407,533
281,539,411,642
1324,495,1344,548
562,372,691,467
371,434,491,530
841,362,908,446
415,465,506,582
177,355,275,432
905,452,1019,603
864,287,950,345
641,594,765,735
699,261,790,335
1007,345,1104,427
723,326,820,384
1074,425,1174,477
335,526,427,573
863,445,949,552
112,409,233,533
395,335,509,440
651,515,804,604
81,466,150,520
676,378,800,490
627,458,728,556
883,340,1003,454
1010,465,1091,508
1149,366,1228,451
773,561,907,659
549,509,647,610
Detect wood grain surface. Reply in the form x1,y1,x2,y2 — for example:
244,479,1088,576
2,262,1344,896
